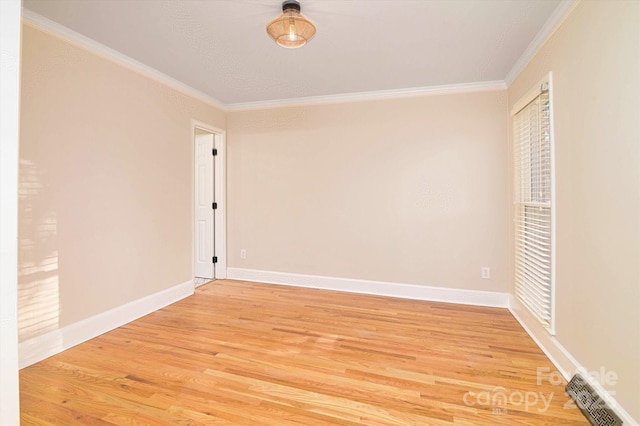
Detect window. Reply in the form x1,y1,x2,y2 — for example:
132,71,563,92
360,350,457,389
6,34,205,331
512,74,555,333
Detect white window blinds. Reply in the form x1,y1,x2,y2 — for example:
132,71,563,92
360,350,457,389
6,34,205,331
513,79,555,332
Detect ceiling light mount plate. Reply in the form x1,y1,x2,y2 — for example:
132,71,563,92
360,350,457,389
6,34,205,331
266,0,316,49
282,0,301,13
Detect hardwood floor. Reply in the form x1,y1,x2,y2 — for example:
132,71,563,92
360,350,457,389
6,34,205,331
20,280,588,425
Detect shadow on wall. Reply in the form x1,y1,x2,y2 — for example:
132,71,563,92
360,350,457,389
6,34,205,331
18,159,59,342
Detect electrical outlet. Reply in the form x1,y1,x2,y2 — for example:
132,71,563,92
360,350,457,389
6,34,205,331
481,267,491,279
240,249,246,259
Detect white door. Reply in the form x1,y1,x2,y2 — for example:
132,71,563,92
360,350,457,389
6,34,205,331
194,132,214,278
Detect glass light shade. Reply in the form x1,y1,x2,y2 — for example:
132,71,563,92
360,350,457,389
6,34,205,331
266,3,316,48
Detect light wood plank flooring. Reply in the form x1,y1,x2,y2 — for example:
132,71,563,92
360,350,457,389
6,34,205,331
20,280,588,425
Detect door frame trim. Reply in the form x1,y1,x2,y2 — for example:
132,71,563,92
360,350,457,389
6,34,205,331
192,120,227,280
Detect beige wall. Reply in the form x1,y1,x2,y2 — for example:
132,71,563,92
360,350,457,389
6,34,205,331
227,91,509,292
509,0,640,420
18,23,225,340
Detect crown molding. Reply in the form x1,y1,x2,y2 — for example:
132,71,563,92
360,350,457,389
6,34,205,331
21,9,228,111
505,0,580,85
21,8,514,112
226,80,507,111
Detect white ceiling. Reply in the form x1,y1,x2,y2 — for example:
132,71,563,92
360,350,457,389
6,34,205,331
23,0,567,107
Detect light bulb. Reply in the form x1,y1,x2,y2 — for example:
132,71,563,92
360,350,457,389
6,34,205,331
288,18,296,41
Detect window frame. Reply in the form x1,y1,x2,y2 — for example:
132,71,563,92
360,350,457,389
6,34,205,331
511,72,557,335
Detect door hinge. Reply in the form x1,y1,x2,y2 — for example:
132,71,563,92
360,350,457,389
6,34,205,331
212,256,218,264
212,148,218,156
212,202,217,210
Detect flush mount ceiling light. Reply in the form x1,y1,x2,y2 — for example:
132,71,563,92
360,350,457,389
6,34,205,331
266,0,316,48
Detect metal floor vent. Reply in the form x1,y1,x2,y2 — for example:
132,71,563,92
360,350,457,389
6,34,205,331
566,374,622,426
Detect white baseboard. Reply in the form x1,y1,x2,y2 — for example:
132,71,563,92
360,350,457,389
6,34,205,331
226,268,509,308
508,295,638,426
19,280,194,369
508,295,575,380
194,277,213,287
